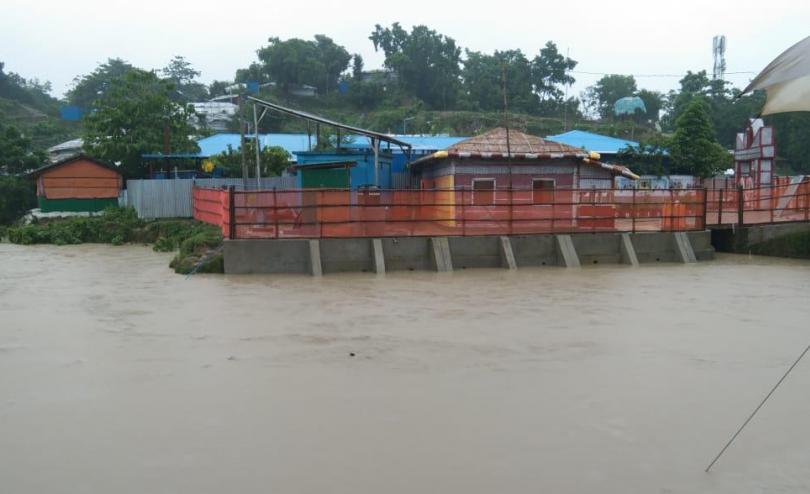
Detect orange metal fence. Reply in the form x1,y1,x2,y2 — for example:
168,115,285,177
192,187,231,237
193,186,707,239
706,181,810,226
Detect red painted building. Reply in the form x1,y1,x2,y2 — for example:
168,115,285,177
409,128,638,195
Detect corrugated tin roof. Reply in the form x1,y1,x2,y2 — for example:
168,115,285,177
545,130,638,155
344,135,468,152
196,133,314,159
448,128,584,156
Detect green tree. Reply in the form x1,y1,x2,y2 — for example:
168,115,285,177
162,55,208,102
0,123,47,174
531,41,577,114
211,143,290,177
370,23,462,109
67,58,137,109
669,98,730,178
208,80,234,98
636,89,663,122
585,74,638,119
352,54,364,79
255,36,350,94
462,49,535,113
314,35,352,93
0,176,36,225
616,134,671,176
769,112,810,174
82,70,199,178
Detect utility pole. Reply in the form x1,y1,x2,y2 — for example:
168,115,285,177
239,95,248,189
253,103,261,189
501,63,512,188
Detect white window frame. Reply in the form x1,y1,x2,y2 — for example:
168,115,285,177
471,178,496,205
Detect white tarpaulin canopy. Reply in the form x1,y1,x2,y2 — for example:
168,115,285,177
743,36,810,115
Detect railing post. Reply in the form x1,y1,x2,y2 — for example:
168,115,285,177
461,186,466,236
701,186,708,230
228,185,236,240
631,187,636,234
718,188,724,225
737,184,745,227
273,187,279,239
509,186,514,236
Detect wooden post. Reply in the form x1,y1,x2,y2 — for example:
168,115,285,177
228,186,236,240
737,184,745,227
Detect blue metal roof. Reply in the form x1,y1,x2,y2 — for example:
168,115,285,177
343,135,468,153
196,133,469,159
196,133,314,158
545,130,638,155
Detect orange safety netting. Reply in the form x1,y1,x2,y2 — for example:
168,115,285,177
193,187,707,239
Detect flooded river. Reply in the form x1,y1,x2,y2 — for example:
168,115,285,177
2,243,810,493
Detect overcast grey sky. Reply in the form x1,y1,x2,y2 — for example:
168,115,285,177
2,0,808,99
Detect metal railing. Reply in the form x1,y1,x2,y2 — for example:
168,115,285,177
193,186,708,239
705,181,810,226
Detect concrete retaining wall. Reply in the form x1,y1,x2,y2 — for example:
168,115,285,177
711,222,810,256
224,231,715,275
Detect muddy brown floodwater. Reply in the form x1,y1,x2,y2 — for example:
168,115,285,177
2,243,810,493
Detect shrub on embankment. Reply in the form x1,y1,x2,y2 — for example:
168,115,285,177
6,207,224,273
748,231,810,260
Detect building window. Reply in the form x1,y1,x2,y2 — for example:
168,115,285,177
472,178,495,206
532,179,555,204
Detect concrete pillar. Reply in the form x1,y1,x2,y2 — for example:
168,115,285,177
499,236,517,270
430,237,453,272
371,238,385,274
308,239,323,276
620,233,639,267
673,232,697,263
555,235,581,268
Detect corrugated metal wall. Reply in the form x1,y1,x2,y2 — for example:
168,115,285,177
126,177,295,218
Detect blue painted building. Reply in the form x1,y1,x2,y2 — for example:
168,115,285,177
294,149,394,188
545,130,638,159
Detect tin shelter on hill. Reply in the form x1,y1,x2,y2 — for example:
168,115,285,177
29,155,123,213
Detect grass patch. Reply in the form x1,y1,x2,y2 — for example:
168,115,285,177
7,207,224,274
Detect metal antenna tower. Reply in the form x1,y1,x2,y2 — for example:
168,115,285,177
713,35,727,80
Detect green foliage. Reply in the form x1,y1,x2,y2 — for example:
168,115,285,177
0,61,59,116
255,36,351,94
616,134,671,176
584,74,638,119
6,207,224,273
211,143,291,177
162,55,208,102
0,123,47,174
67,58,137,110
531,41,577,107
0,176,36,225
636,89,663,122
82,70,199,178
669,98,730,178
462,49,536,113
370,23,462,109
